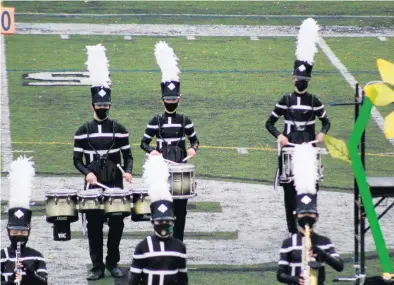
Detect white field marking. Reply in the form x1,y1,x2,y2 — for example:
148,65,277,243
318,36,394,148
15,13,394,19
124,35,132,40
11,150,34,153
60,34,69,39
0,35,13,172
186,35,196,40
250,36,259,40
15,23,394,37
378,36,387,41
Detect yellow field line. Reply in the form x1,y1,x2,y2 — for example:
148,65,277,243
11,141,394,157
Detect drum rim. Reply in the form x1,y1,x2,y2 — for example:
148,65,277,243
168,164,196,170
46,189,78,196
103,190,132,196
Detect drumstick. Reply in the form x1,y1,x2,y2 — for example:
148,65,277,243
145,153,179,165
182,155,193,162
287,140,319,147
96,182,110,190
117,164,125,175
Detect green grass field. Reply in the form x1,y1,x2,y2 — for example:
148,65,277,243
4,35,394,189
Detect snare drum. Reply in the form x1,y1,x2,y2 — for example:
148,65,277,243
280,147,324,183
45,190,78,223
168,164,196,199
103,188,131,217
77,189,103,212
131,191,151,222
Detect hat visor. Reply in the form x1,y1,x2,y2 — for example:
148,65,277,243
296,210,319,215
93,102,111,106
152,216,175,221
7,225,30,231
293,75,311,81
162,96,179,100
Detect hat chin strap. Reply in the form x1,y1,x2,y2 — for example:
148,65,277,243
294,86,307,94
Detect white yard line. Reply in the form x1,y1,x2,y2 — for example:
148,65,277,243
15,23,394,37
318,36,394,148
0,35,13,172
15,13,394,19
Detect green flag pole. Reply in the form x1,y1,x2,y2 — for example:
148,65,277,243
347,97,393,273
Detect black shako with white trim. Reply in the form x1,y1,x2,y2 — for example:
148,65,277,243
277,233,341,285
73,118,133,184
266,92,331,144
1,246,48,285
129,235,188,285
140,113,199,159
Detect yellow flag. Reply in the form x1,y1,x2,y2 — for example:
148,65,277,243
377,59,394,86
385,111,394,139
364,83,394,106
323,135,350,163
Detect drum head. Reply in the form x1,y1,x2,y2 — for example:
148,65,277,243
168,164,195,172
103,188,130,197
46,189,77,197
78,189,102,198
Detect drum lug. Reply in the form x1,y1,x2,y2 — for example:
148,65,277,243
109,197,113,205
54,197,58,205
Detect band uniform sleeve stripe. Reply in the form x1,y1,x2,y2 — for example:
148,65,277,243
331,253,340,257
147,125,159,129
120,144,131,150
275,104,288,109
271,111,279,118
73,147,84,152
313,105,324,111
317,244,334,250
185,123,194,128
279,246,302,253
130,267,143,273
319,111,327,118
278,260,290,265
178,268,188,273
187,132,196,138
36,269,48,273
144,133,152,139
133,251,187,259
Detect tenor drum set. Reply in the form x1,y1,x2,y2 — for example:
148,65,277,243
45,163,197,240
279,145,326,183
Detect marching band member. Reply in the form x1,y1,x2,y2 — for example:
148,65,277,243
73,44,133,280
140,41,199,241
265,18,331,235
277,144,343,285
129,156,188,285
1,156,48,285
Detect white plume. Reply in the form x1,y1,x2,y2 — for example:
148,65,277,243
8,156,35,209
154,41,180,82
143,156,173,203
292,144,318,195
295,18,320,64
86,44,111,88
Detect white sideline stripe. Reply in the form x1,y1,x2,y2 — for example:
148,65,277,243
378,36,387,41
186,35,196,40
317,36,394,149
15,13,394,19
15,23,394,37
0,35,12,172
250,36,259,40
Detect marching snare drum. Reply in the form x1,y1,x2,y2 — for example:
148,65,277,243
77,189,103,212
45,190,78,223
102,188,131,217
168,164,196,199
280,147,324,183
131,191,151,222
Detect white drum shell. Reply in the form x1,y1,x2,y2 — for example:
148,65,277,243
168,164,196,197
45,190,78,222
103,189,131,215
77,189,103,212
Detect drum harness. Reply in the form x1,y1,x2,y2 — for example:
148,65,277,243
85,121,118,187
286,93,315,143
156,115,186,163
